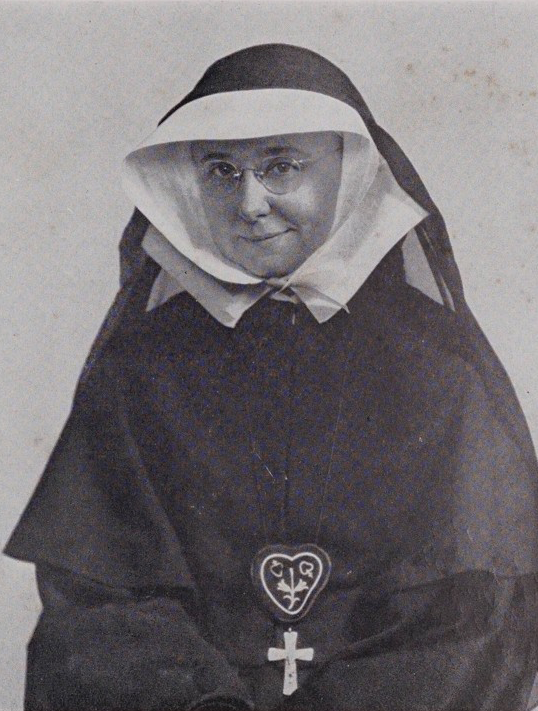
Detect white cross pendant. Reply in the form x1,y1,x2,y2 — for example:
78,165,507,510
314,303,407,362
267,628,314,695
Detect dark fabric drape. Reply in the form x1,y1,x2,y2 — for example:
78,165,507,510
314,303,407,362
9,248,538,710
8,245,538,584
26,564,252,711
26,565,538,711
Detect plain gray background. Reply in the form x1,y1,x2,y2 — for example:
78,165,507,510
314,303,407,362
1,2,537,709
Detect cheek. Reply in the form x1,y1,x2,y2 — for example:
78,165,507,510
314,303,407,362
203,196,236,232
288,185,338,238
279,189,322,233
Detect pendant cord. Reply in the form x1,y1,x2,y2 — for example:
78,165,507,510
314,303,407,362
251,439,271,545
282,346,295,540
314,334,355,543
247,305,356,547
247,305,297,546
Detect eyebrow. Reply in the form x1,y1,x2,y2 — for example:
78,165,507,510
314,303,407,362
200,145,308,162
201,151,233,162
263,145,306,157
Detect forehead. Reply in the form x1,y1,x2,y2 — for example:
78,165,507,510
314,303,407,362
190,131,341,161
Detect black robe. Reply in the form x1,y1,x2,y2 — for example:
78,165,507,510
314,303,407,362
5,44,538,711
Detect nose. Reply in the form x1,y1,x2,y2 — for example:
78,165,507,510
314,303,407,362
238,170,271,222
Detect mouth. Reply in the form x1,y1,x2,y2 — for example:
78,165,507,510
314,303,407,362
241,229,292,243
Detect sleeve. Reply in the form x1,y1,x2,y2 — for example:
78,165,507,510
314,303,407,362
283,572,538,711
25,563,252,711
4,348,253,711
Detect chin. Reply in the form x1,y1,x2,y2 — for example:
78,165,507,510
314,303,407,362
244,251,306,279
249,262,300,279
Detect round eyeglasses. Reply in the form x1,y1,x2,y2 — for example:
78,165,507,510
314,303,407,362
198,149,339,195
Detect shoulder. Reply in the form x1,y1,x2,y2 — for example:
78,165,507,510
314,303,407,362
356,283,482,397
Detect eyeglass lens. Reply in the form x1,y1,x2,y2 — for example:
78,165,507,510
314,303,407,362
204,157,304,195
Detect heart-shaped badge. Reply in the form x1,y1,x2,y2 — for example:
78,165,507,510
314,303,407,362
251,544,332,622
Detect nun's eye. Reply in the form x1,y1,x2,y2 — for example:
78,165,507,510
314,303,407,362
265,159,302,176
208,162,238,179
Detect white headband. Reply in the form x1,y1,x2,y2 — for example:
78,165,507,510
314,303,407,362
131,89,370,147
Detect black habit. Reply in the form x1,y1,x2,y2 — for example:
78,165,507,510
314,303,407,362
5,44,538,711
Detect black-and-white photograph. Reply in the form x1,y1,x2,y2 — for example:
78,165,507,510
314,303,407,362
1,3,538,710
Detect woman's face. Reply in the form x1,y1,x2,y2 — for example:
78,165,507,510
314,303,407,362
190,132,342,278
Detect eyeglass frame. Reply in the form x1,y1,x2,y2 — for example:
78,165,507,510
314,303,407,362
197,147,342,196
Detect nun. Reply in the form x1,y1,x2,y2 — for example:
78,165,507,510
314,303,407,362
5,44,538,711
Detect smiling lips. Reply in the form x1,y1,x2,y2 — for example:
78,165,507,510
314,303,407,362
242,229,292,242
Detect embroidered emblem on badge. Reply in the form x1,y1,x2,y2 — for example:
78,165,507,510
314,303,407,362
251,544,332,622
